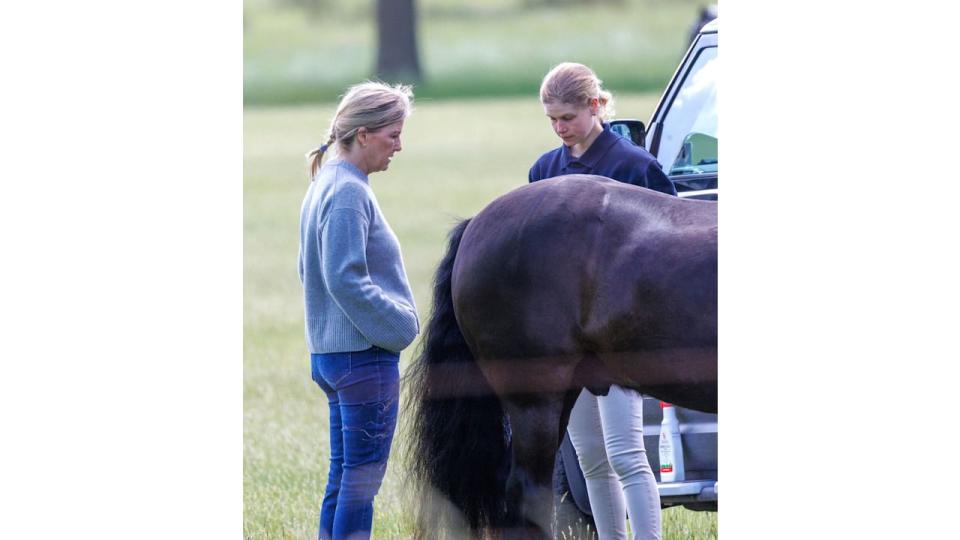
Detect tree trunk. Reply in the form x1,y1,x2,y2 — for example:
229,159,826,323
375,0,422,83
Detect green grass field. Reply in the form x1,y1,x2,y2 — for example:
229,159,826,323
243,94,717,539
243,0,706,105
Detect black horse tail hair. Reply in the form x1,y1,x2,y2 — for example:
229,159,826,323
404,218,509,538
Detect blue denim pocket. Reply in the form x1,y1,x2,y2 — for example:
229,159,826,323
313,351,354,390
331,351,353,387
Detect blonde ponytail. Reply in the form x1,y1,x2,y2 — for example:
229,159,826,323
307,134,336,180
598,89,616,121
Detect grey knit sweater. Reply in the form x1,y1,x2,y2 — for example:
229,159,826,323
298,159,419,354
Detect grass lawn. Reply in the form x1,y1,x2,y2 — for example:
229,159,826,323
243,93,717,539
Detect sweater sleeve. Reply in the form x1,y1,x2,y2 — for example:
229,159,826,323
319,208,419,352
644,160,678,196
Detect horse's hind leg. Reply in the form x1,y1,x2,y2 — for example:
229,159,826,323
500,392,570,539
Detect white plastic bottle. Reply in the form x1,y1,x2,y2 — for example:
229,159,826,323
658,401,685,482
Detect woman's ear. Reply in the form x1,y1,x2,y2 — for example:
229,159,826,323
356,127,368,146
589,97,600,116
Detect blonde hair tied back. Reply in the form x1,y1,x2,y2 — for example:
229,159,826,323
539,62,616,121
307,81,414,180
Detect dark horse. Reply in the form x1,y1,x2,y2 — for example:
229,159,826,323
406,175,717,539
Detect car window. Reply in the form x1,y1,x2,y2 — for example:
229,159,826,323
657,46,717,177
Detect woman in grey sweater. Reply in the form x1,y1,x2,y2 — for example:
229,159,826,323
298,81,419,540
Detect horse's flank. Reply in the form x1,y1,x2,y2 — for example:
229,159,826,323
454,175,717,411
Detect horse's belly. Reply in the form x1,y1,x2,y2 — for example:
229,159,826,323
598,346,717,412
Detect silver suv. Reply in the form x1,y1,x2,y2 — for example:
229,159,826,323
640,17,717,509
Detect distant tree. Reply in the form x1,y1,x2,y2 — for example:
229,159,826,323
688,4,718,45
375,0,422,83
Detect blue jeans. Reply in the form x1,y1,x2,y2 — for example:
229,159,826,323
311,346,400,540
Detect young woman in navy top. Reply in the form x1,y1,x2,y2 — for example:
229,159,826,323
529,62,674,540
528,63,675,197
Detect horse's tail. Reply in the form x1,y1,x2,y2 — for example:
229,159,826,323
405,218,509,538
